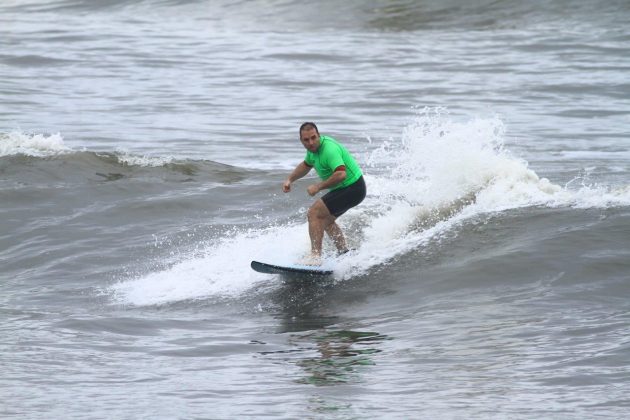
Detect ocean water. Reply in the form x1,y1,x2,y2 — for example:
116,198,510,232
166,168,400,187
2,0,630,418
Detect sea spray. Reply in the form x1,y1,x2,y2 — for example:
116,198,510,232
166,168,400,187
108,224,310,306
340,108,629,277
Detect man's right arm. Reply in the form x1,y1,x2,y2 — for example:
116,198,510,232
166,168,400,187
283,161,312,193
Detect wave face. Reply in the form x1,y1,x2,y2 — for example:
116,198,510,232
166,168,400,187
101,111,629,306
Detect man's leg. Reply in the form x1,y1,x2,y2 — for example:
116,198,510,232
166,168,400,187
325,222,348,253
307,199,336,260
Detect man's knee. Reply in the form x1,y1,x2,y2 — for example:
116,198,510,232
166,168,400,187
307,200,331,222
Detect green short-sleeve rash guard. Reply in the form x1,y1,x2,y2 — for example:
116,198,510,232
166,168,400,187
304,135,362,191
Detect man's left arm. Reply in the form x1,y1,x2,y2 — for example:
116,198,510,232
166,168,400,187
307,166,346,196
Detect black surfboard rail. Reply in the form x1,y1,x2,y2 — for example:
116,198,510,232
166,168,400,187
251,260,333,276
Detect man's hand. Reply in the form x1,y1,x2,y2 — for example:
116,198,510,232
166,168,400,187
282,179,292,193
307,184,320,197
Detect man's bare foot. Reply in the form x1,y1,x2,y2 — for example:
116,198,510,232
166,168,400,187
298,253,322,266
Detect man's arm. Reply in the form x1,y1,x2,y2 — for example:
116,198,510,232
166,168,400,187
307,167,346,196
283,161,312,193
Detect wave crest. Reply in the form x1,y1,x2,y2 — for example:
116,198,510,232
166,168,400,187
0,131,71,157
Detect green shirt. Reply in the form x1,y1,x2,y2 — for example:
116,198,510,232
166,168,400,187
304,135,362,191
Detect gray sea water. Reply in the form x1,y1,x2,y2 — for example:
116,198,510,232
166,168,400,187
2,0,630,418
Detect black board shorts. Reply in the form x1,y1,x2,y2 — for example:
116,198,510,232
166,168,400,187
321,176,366,218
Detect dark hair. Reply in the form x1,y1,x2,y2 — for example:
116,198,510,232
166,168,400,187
299,122,319,135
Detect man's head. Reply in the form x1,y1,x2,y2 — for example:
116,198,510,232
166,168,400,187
299,122,320,153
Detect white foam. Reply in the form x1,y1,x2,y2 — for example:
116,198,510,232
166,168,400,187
108,108,630,306
0,131,71,157
114,148,175,167
109,225,311,306
336,109,630,277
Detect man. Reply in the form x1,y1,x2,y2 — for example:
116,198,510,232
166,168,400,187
283,122,366,265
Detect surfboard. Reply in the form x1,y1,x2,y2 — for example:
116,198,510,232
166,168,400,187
250,260,333,276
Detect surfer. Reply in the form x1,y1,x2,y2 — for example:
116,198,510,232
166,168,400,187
283,122,366,265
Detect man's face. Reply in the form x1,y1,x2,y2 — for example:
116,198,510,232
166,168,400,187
300,128,321,152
